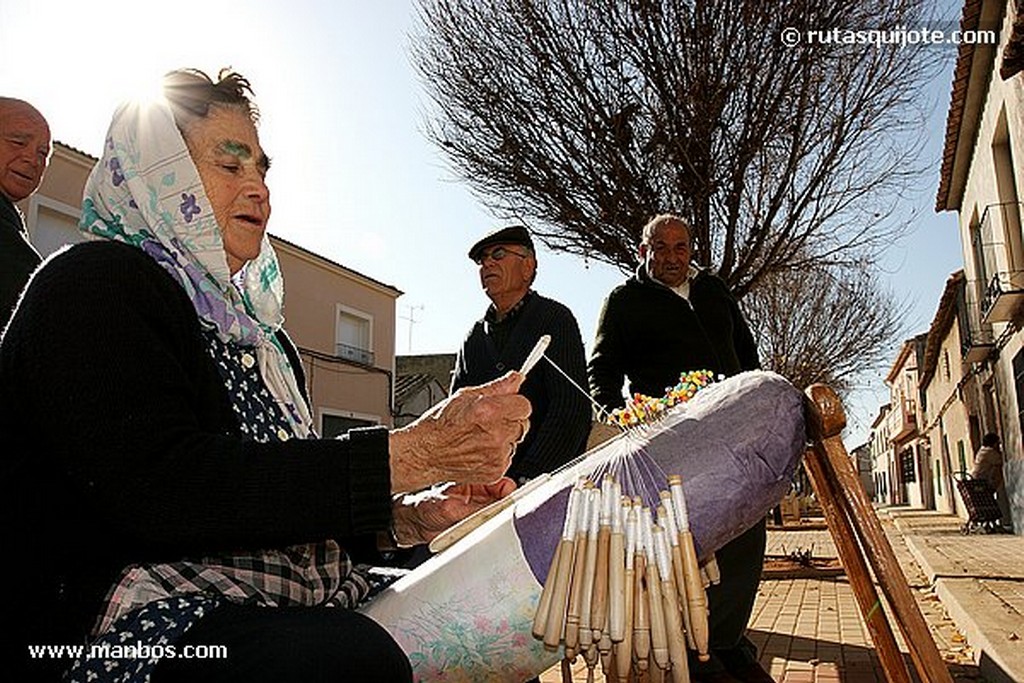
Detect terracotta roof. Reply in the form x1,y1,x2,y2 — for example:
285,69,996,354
919,269,966,389
871,403,891,429
395,372,438,405
54,140,98,161
936,0,988,212
1000,4,1024,78
885,333,928,383
396,353,457,391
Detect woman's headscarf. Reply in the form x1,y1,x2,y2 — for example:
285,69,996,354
79,97,313,437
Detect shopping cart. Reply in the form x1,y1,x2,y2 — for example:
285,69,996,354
952,472,1003,534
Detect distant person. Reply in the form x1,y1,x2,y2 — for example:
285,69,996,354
0,97,50,331
972,432,1011,529
588,213,771,683
452,225,592,485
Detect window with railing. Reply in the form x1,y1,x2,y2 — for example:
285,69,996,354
1014,348,1024,442
335,307,374,366
956,274,995,362
975,201,1024,323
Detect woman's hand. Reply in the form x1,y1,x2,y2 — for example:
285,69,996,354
391,478,517,547
388,372,531,493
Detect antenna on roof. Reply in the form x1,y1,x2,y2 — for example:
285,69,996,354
400,304,425,353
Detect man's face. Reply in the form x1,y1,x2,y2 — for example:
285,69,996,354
476,243,535,303
0,103,51,202
640,221,691,287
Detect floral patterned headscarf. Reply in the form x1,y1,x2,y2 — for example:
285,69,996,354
79,98,313,437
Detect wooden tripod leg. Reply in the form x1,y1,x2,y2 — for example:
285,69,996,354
803,448,911,682
806,384,954,683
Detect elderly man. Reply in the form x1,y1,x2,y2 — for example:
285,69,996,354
0,97,50,331
452,225,591,485
588,214,770,683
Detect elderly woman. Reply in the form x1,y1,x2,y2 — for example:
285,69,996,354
2,69,529,682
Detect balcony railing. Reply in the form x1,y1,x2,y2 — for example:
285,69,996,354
981,270,1024,323
336,342,374,366
889,398,917,443
957,276,995,363
974,202,1024,324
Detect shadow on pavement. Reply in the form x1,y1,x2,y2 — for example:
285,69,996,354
747,628,987,682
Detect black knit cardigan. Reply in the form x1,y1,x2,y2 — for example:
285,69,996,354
1,241,393,674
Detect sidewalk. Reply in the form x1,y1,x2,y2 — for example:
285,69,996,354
539,508,1022,682
882,507,1024,683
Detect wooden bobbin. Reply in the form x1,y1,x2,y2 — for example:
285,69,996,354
565,485,594,651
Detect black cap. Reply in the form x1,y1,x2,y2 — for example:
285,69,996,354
468,225,534,261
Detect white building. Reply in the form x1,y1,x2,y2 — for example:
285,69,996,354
936,0,1024,532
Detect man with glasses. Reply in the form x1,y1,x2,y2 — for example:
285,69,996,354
588,214,770,683
451,225,591,486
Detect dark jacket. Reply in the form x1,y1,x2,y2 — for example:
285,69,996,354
451,291,591,482
0,194,42,333
1,241,393,677
588,266,760,410
587,264,765,654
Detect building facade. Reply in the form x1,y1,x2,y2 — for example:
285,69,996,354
274,238,401,434
936,0,1024,532
883,336,932,509
393,354,457,427
870,403,893,504
918,270,985,518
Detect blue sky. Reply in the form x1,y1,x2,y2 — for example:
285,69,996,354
0,0,966,444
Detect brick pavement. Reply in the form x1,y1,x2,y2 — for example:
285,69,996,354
537,516,987,682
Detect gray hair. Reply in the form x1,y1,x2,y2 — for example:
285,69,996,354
641,213,691,245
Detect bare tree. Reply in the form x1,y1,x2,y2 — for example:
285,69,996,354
410,0,945,297
411,0,946,394
741,262,907,397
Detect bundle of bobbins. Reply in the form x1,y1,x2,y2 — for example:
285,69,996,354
532,473,721,682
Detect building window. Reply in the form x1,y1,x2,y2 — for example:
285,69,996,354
322,414,376,439
935,458,942,496
942,350,950,381
1014,348,1024,440
957,440,967,475
970,211,990,297
900,449,916,483
991,108,1024,281
29,200,88,258
336,306,374,366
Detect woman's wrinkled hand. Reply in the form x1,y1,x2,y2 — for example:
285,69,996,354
391,478,517,547
388,372,531,493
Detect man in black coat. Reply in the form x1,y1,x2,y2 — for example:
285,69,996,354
588,214,772,683
451,225,591,485
0,97,49,333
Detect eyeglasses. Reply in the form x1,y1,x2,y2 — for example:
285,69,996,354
474,246,529,265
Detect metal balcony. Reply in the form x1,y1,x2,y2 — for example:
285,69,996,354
981,270,1024,323
962,338,995,364
957,277,996,363
336,342,374,366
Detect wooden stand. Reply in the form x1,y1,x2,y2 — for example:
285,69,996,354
804,384,954,683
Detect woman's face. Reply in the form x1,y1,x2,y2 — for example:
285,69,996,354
183,106,271,275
